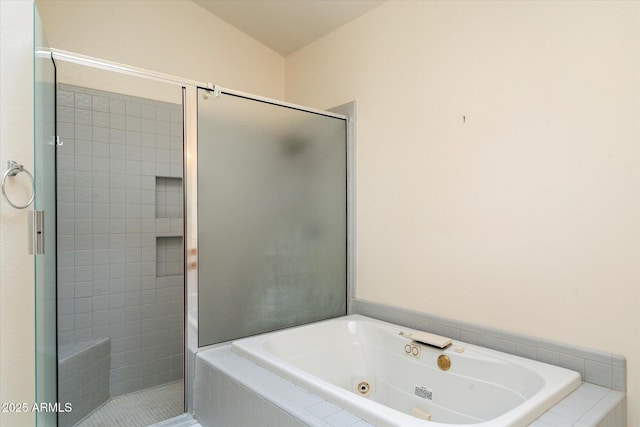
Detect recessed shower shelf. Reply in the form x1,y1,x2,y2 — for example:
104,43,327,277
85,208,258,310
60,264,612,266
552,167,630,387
156,176,183,219
157,236,184,278
157,232,183,238
155,218,183,237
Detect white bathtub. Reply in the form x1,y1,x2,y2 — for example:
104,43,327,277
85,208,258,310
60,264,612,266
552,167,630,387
231,315,581,427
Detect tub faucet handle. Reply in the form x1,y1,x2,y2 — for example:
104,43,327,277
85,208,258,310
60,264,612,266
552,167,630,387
399,330,452,349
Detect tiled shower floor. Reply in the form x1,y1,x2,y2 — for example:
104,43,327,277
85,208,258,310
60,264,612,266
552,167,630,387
78,380,184,426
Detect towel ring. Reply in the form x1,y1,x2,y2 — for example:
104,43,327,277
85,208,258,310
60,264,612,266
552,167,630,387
1,160,34,209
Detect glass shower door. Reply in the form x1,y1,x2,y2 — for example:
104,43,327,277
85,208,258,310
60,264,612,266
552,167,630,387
197,90,348,346
53,59,185,426
34,5,57,426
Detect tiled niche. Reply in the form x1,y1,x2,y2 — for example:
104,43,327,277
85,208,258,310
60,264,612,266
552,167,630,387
157,236,184,277
56,83,184,398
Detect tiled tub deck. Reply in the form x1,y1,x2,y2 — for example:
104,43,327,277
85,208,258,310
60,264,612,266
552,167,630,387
194,347,625,427
194,300,627,427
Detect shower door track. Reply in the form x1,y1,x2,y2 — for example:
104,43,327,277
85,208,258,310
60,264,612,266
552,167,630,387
47,49,347,120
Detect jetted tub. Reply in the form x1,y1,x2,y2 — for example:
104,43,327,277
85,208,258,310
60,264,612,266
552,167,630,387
231,315,581,426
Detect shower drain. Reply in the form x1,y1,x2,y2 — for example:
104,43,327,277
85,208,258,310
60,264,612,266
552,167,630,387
356,381,372,397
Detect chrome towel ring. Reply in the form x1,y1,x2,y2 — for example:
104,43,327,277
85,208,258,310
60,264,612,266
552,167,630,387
1,160,34,209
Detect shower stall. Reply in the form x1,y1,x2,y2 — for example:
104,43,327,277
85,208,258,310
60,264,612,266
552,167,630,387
55,83,185,426
53,61,187,426
33,30,351,427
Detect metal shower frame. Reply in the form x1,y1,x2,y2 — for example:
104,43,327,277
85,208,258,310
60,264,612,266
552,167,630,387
45,48,355,417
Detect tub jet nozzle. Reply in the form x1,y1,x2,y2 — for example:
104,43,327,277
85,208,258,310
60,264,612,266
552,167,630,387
356,381,372,397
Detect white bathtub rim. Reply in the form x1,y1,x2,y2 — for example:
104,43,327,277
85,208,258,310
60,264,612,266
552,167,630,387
230,314,581,427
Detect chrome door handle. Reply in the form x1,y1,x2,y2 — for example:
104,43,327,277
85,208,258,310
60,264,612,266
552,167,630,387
29,210,45,255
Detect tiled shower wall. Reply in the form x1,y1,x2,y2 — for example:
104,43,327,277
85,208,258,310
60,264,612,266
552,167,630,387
56,84,184,396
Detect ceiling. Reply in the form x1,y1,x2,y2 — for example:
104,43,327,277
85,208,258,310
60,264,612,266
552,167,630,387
192,0,385,56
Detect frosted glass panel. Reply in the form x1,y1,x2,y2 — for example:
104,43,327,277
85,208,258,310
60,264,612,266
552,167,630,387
197,90,347,346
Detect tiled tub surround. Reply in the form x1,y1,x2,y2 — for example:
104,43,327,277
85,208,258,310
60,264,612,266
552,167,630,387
195,346,625,427
194,300,626,427
58,338,110,427
231,315,582,426
56,83,184,397
350,300,626,393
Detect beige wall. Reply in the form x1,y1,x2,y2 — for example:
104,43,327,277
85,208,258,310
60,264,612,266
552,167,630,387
36,0,285,100
287,1,639,423
0,1,37,426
